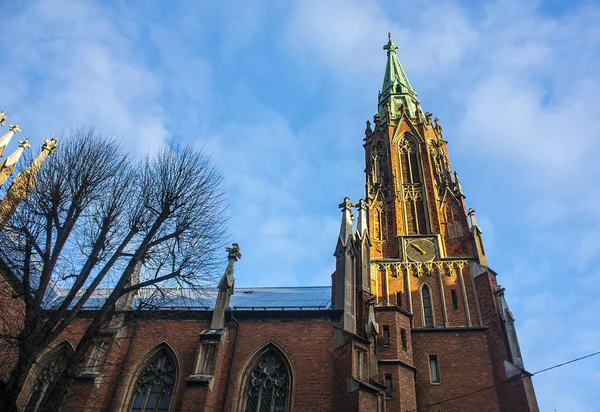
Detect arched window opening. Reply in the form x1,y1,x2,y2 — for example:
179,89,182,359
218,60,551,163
446,202,464,239
422,285,434,328
24,344,71,412
398,135,428,235
399,137,421,185
242,348,291,412
129,347,176,412
375,208,382,239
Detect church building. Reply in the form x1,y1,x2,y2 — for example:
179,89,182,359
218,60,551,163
15,35,538,412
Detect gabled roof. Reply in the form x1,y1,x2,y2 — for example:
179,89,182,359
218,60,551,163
53,285,332,311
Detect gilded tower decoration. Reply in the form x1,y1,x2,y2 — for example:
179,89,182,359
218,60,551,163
364,35,476,315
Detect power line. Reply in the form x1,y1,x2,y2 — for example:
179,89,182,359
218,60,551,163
532,351,600,375
408,350,600,411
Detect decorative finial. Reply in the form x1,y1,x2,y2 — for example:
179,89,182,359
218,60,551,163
42,138,58,154
226,243,241,261
355,199,368,236
453,171,463,195
373,113,381,127
467,208,478,227
365,120,372,137
414,100,423,122
337,197,355,247
18,139,31,150
339,197,355,211
386,101,393,121
434,117,443,135
0,112,6,127
425,112,433,126
383,33,398,53
9,124,21,134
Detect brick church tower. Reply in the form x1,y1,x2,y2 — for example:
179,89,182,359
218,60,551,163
331,34,539,411
0,34,540,412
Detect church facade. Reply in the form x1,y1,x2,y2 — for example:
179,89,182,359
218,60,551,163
16,35,538,412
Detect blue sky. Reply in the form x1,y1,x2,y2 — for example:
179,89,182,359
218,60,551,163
2,0,599,410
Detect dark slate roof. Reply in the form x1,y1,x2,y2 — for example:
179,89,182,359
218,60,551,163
54,286,332,311
229,286,332,310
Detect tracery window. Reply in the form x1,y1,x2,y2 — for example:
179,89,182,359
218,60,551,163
24,345,71,412
422,285,434,328
398,135,427,234
446,202,464,239
130,347,176,412
242,349,290,412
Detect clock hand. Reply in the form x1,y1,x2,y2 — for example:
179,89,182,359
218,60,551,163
411,243,426,255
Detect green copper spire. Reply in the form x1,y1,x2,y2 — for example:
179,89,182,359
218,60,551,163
378,33,420,120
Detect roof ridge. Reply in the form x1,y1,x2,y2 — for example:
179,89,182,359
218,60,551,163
235,286,330,289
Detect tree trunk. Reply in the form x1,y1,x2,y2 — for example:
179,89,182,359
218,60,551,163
40,310,111,411
0,346,40,412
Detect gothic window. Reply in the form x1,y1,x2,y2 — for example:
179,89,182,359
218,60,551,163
129,347,176,412
242,348,291,412
429,355,440,384
396,291,402,308
398,135,428,235
446,202,464,239
422,285,434,328
382,326,390,347
401,329,407,351
399,137,420,185
374,208,383,239
451,289,459,311
384,375,392,399
24,344,71,412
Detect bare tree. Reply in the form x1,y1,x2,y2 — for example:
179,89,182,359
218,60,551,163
0,127,227,411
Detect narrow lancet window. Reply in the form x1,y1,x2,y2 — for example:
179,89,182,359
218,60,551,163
422,285,434,328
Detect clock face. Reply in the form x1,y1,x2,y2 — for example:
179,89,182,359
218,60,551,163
405,239,436,262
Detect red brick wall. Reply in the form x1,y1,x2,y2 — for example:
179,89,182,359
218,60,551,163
475,270,539,412
412,329,500,412
45,314,340,412
220,317,337,412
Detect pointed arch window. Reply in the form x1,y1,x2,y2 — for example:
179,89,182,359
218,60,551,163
24,344,71,412
130,347,176,412
422,285,434,328
241,347,291,412
398,135,428,235
446,202,464,239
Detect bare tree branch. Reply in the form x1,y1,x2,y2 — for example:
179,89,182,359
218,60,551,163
0,130,227,412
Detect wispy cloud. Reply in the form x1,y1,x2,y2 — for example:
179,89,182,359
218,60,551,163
1,0,167,152
2,0,598,410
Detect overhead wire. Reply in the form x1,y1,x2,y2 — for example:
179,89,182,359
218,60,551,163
408,350,600,411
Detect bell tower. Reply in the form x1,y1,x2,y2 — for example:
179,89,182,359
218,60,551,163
364,34,480,315
366,33,473,261
358,34,539,412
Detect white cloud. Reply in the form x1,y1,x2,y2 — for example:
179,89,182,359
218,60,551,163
3,1,599,410
0,0,168,152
